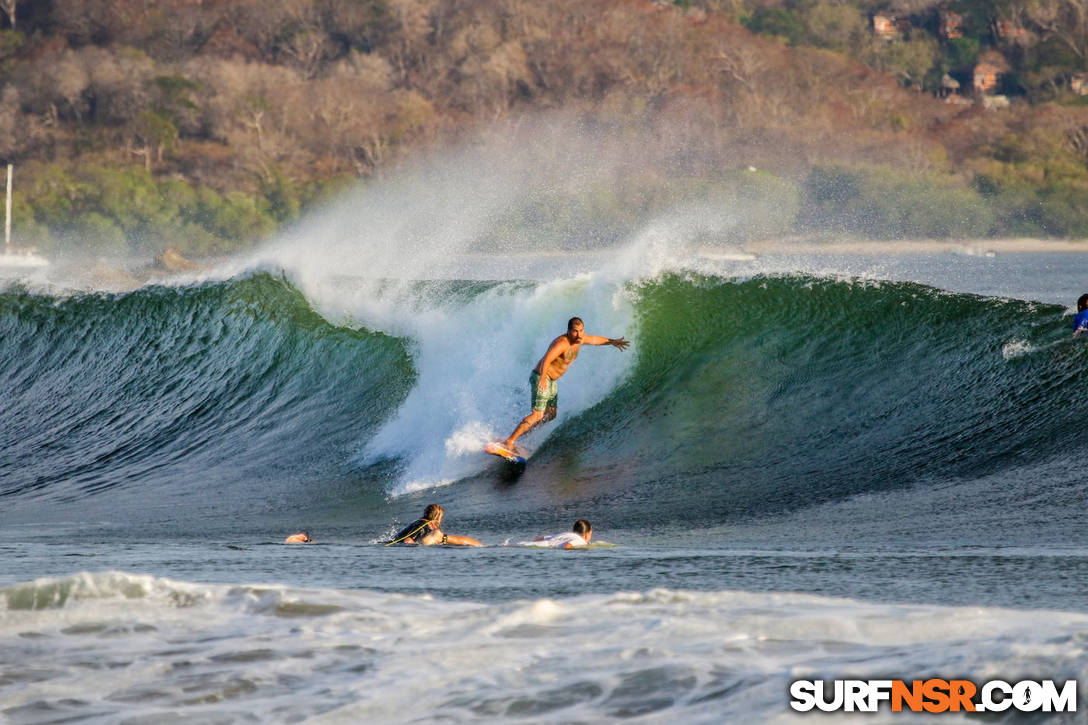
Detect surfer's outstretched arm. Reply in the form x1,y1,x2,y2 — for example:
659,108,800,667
582,334,629,350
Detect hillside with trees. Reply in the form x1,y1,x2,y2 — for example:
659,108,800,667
2,0,1088,258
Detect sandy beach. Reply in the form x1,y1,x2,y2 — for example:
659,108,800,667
739,238,1088,255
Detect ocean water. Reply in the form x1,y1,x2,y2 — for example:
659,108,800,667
3,224,1088,722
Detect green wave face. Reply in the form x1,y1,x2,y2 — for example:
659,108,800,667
1,272,1084,531
0,273,413,504
542,274,1081,524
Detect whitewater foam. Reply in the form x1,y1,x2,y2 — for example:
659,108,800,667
348,274,636,494
1002,338,1035,359
3,572,1085,724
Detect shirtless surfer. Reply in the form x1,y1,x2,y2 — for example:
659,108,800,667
499,317,628,451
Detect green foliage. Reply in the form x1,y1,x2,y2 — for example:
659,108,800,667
117,46,152,64
1058,94,1088,107
1035,183,1088,236
25,164,80,225
990,134,1032,164
946,37,980,72
316,0,395,54
173,224,221,255
0,29,23,66
973,156,1088,237
743,8,805,45
7,0,1088,250
260,171,301,224
190,187,276,243
1034,38,1084,72
299,174,356,209
88,165,174,240
135,110,179,154
948,0,998,42
68,212,129,255
154,75,200,111
803,2,866,53
802,165,994,239
866,31,939,87
16,161,280,256
155,75,199,96
11,193,53,250
158,178,199,212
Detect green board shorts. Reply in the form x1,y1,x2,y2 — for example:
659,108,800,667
530,370,558,412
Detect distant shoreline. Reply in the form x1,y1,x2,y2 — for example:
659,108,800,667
739,238,1088,255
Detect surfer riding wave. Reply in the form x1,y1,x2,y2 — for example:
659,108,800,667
497,317,628,452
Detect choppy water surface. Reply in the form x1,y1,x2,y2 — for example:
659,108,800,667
3,248,1088,722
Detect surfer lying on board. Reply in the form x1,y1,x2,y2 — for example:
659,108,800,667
385,503,482,547
500,317,629,451
518,519,593,548
1074,294,1088,336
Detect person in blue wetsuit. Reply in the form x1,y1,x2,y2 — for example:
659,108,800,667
1074,294,1088,337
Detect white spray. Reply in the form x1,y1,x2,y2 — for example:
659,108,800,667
239,130,671,494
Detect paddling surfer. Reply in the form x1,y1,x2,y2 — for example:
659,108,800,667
1074,294,1088,336
500,317,628,451
386,503,482,547
518,519,593,549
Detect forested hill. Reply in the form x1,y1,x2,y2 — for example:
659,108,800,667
2,0,1088,258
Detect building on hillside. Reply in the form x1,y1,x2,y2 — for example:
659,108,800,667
1071,71,1088,95
939,9,963,40
938,73,959,98
873,12,912,40
873,13,900,40
972,50,1010,95
939,73,972,105
996,20,1026,40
